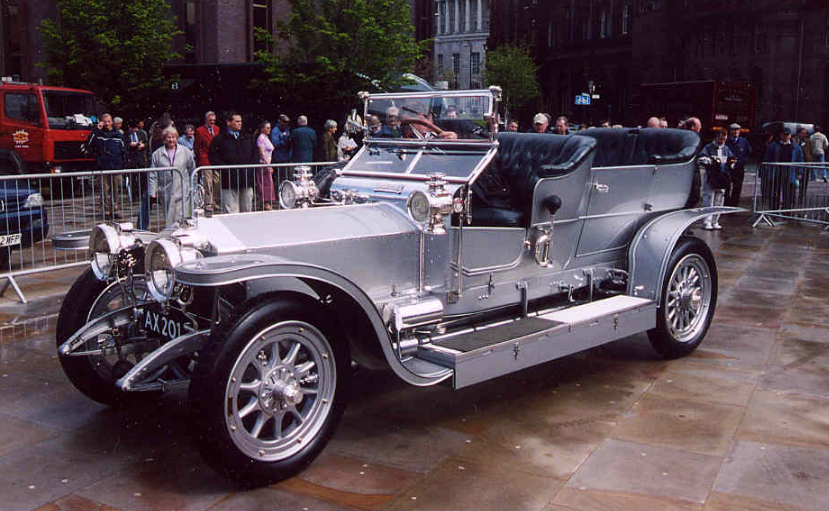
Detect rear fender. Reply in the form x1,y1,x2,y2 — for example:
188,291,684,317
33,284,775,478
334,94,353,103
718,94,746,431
176,254,449,386
628,207,742,302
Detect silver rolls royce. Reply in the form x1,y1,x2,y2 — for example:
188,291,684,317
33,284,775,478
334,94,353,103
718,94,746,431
56,87,738,487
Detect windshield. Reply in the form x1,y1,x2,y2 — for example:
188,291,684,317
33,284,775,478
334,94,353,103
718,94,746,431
43,91,97,129
365,91,494,141
343,140,497,184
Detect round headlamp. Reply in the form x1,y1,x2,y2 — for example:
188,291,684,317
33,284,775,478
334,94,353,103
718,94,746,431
145,239,201,302
279,180,299,209
406,191,431,223
89,225,120,280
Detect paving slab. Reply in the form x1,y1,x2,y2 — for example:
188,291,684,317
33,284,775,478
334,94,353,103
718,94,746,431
552,439,721,511
737,390,829,450
713,440,829,511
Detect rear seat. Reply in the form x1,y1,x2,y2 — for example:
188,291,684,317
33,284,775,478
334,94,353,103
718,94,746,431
583,128,700,167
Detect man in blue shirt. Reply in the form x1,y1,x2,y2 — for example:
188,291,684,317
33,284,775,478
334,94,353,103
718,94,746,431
271,114,292,164
291,115,317,163
725,123,753,207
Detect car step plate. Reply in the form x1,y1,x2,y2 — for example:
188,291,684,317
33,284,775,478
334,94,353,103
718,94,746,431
437,317,562,353
417,295,655,389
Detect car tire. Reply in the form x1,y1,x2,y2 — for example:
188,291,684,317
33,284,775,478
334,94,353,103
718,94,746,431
647,236,718,359
56,269,161,406
189,293,350,488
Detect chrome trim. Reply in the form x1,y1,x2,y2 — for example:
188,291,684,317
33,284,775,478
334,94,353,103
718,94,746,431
58,304,145,356
116,329,209,392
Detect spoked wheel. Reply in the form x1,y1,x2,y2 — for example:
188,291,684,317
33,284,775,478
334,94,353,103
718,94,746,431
190,294,349,487
56,269,164,405
648,237,718,359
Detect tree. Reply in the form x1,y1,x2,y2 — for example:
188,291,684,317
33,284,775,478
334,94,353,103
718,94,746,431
483,45,540,120
38,0,182,116
255,0,427,119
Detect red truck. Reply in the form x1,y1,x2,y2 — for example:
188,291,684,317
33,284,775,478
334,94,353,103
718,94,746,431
0,81,99,175
638,80,756,134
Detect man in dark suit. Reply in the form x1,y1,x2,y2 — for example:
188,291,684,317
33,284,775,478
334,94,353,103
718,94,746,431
208,112,256,213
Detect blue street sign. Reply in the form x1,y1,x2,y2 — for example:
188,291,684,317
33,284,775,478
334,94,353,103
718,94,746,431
575,93,591,106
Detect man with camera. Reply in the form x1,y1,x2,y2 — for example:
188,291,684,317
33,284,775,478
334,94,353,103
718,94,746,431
698,129,736,230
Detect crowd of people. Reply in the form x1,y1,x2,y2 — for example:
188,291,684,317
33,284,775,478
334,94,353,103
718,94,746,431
86,103,827,232
86,109,359,226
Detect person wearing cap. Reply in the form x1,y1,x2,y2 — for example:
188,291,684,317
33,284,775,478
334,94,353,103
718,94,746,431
810,125,828,182
529,113,548,134
763,127,804,211
725,123,753,207
271,114,292,164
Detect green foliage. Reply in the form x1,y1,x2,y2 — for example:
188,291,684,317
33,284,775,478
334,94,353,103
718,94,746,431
483,45,540,116
37,0,182,116
255,0,426,115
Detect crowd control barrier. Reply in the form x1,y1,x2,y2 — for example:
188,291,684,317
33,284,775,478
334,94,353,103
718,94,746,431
0,167,185,303
752,162,829,231
189,162,337,213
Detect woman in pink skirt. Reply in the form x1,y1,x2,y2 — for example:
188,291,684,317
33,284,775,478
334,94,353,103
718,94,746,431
256,120,275,210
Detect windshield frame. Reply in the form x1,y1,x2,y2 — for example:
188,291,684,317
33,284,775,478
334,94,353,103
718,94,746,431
341,138,499,185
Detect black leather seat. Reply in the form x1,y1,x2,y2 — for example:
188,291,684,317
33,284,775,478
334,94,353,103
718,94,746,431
582,128,700,167
468,132,595,227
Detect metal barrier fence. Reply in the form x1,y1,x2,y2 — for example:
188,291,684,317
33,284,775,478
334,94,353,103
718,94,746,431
0,162,337,303
752,162,829,230
0,167,185,303
189,162,337,213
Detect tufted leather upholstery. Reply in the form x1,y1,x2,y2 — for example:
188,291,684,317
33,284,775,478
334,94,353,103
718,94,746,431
468,132,596,227
583,128,700,167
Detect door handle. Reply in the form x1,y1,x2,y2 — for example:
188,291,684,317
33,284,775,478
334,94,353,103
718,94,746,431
593,183,610,193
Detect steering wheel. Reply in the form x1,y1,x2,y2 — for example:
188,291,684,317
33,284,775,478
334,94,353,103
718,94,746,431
401,118,457,140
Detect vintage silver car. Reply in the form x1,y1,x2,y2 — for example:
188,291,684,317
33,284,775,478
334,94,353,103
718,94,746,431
56,87,737,486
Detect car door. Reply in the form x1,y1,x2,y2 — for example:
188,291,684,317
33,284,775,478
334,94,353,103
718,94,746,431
1,91,44,166
576,164,656,258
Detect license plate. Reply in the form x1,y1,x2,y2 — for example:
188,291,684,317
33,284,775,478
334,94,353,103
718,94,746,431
140,305,194,340
0,234,21,247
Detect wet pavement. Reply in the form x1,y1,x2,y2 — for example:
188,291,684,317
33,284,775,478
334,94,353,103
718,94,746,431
1,211,828,511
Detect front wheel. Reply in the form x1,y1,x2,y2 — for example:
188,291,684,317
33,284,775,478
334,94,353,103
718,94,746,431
647,236,717,359
189,294,350,487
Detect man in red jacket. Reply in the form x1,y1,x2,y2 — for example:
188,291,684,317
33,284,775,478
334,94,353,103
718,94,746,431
193,111,220,212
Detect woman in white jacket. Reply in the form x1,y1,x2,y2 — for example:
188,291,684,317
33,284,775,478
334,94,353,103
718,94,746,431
149,126,194,227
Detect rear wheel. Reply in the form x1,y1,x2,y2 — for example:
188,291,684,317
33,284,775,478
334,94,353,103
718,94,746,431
648,237,717,359
189,294,349,487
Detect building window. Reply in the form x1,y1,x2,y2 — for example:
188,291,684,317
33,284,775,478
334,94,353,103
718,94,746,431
184,1,197,63
452,53,460,78
4,93,40,125
599,10,607,39
252,0,272,54
753,24,766,53
471,52,480,75
622,4,631,35
437,54,444,73
548,18,553,47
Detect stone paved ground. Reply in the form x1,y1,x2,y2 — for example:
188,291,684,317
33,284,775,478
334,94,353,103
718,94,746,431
0,211,827,511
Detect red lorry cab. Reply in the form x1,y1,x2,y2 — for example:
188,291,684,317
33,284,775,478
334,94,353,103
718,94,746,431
0,81,99,175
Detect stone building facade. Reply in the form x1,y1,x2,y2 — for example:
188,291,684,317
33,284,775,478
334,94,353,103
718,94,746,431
489,0,829,129
433,0,490,89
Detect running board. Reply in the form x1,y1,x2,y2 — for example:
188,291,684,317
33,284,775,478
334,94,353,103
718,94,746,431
416,295,656,389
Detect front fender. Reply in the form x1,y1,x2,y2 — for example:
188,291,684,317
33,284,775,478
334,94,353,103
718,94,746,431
627,207,742,302
175,254,451,387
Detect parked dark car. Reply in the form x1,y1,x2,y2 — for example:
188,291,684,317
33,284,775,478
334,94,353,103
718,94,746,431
0,182,49,269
